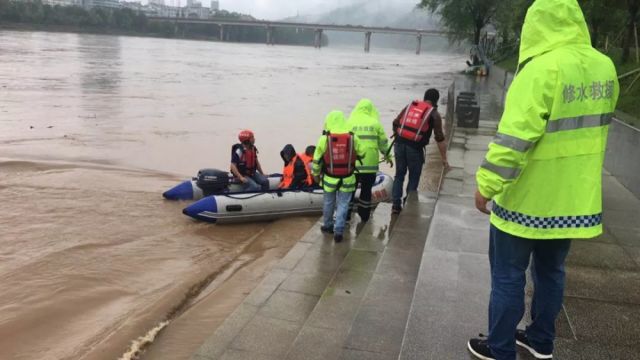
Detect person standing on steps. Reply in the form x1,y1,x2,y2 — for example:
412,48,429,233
469,1,619,359
230,129,269,192
312,111,364,243
348,98,392,222
391,88,449,214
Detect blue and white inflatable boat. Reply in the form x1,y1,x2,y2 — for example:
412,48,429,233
163,169,282,201
182,172,394,224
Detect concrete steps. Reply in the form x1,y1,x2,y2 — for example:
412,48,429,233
398,129,492,360
397,79,503,359
190,77,492,360
190,190,437,360
281,193,437,360
192,72,640,360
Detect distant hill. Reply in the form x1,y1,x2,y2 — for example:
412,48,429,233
282,0,438,30
280,0,458,52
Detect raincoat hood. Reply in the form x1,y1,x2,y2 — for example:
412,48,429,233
305,145,316,156
323,110,349,133
349,99,380,122
519,0,591,66
280,144,296,164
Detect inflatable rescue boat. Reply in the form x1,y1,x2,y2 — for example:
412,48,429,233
182,172,393,224
162,169,282,201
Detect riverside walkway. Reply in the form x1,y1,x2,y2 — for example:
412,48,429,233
190,76,640,360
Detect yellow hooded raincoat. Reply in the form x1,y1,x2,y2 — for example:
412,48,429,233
476,0,619,239
348,99,390,174
312,111,365,193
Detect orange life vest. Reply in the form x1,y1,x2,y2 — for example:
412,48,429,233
279,153,313,189
323,132,357,178
298,152,314,182
396,101,433,143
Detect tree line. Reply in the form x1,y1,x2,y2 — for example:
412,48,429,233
0,0,149,30
0,0,325,45
419,0,640,63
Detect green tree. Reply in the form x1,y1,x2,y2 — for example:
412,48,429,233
621,0,639,62
418,0,502,44
580,0,638,61
492,0,532,56
0,1,320,46
580,0,626,48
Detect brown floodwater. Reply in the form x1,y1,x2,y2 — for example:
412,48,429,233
0,30,462,360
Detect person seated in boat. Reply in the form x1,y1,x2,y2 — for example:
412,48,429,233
305,145,317,181
312,111,365,243
278,144,314,189
230,129,269,192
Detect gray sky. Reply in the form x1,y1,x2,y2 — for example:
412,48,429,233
217,0,418,20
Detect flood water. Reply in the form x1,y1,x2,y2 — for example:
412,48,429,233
0,30,463,360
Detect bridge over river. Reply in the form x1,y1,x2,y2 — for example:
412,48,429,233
147,17,449,54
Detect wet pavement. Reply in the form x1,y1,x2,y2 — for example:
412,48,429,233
190,74,640,359
190,194,439,360
403,76,640,359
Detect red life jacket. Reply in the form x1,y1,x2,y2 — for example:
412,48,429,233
233,143,257,176
323,132,357,178
396,101,433,143
243,147,257,175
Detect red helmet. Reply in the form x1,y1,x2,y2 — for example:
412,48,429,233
238,129,255,143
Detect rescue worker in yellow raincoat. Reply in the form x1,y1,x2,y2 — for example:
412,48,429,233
468,1,619,359
312,111,365,243
348,99,392,222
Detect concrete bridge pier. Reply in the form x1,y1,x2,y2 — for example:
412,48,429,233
314,29,323,49
266,26,274,45
219,24,224,41
416,34,422,55
364,31,372,53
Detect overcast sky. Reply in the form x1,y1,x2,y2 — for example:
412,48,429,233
216,0,418,20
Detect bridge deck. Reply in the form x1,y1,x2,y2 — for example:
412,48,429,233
147,17,447,36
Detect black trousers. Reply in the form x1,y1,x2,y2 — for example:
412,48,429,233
352,173,377,222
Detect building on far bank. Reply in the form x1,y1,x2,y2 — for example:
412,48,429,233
145,2,181,17
41,0,82,6
120,0,142,11
83,0,121,8
184,1,209,18
20,0,216,19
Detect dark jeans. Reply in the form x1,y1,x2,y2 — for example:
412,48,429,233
352,173,377,222
488,225,571,360
242,173,269,192
392,142,424,206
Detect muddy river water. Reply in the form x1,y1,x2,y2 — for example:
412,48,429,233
0,30,463,360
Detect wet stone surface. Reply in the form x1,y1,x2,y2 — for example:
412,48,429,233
285,326,349,360
256,290,319,324
399,75,640,359
192,75,640,360
228,315,301,356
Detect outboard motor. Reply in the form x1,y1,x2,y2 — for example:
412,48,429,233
196,169,231,196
